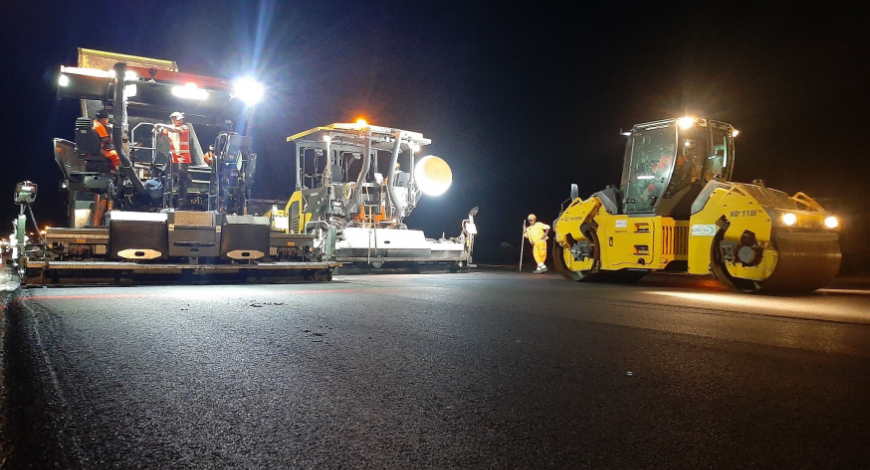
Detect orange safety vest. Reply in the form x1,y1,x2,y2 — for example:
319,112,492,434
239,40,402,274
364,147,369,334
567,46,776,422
92,120,120,168
164,124,191,164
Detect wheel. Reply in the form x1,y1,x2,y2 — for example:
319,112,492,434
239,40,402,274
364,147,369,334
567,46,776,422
553,225,599,282
710,229,762,292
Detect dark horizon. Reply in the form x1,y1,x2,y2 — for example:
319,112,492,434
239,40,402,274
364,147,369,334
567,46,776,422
2,0,867,267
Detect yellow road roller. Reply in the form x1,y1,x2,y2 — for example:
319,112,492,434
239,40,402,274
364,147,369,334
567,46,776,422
553,117,841,293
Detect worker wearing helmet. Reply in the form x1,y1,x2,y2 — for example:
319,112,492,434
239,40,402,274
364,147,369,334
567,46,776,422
92,109,120,169
203,145,215,166
524,214,550,273
155,112,191,209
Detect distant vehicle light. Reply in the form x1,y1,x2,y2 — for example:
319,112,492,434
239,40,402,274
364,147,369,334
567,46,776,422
172,83,209,100
58,74,70,87
824,216,839,229
415,155,452,197
781,213,797,226
233,76,264,105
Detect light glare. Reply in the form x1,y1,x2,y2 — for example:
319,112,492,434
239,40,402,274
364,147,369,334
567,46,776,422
824,216,838,229
677,116,695,129
781,213,797,226
234,77,264,105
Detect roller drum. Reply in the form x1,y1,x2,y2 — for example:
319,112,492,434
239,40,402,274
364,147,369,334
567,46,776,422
758,230,841,293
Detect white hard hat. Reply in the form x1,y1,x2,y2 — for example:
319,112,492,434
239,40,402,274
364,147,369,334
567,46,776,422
169,111,185,119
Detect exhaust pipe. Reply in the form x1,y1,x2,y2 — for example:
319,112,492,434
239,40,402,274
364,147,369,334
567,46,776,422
354,127,373,208
112,62,147,196
386,131,406,218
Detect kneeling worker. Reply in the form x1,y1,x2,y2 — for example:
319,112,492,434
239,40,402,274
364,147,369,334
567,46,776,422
525,214,550,274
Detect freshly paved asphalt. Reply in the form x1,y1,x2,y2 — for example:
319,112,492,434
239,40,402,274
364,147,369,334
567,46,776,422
4,271,870,469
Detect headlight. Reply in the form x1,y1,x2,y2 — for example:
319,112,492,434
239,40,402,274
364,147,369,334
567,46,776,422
781,213,797,226
824,216,838,229
58,74,70,87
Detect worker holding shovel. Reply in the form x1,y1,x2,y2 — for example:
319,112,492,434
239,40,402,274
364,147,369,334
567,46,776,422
523,214,550,273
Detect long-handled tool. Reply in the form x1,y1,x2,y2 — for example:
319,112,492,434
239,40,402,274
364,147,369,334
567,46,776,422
519,220,527,272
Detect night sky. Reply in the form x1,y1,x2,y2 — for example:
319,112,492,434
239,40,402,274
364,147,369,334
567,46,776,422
2,1,868,266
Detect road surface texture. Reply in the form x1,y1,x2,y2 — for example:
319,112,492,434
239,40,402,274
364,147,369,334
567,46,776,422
4,271,870,469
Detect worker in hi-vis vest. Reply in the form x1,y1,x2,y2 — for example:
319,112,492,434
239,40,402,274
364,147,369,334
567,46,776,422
155,111,191,209
524,214,550,273
92,109,120,169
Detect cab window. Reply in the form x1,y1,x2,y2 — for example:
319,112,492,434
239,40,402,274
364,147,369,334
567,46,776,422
705,127,730,180
623,126,676,214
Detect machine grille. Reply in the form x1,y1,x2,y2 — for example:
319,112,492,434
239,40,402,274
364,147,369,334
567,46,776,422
675,224,689,257
662,223,690,258
662,226,674,256
174,211,214,227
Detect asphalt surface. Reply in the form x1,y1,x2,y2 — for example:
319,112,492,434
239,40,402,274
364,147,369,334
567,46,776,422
4,271,870,469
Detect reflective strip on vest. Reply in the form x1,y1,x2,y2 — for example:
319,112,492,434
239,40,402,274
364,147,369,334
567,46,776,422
167,125,191,163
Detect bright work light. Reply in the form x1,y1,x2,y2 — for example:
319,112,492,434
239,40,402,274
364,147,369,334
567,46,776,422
677,116,695,129
172,83,208,100
414,155,452,197
234,77,264,105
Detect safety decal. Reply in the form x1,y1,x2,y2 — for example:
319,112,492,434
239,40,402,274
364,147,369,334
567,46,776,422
691,224,717,236
615,220,628,228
